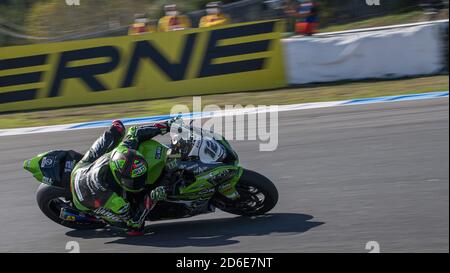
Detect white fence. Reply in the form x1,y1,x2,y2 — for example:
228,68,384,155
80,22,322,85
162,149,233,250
283,20,449,85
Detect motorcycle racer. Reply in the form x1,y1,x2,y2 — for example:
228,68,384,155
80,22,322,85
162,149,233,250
70,120,170,235
25,116,278,232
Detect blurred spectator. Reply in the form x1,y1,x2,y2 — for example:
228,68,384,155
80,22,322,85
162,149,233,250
128,14,156,35
158,4,192,32
285,0,319,36
199,2,231,28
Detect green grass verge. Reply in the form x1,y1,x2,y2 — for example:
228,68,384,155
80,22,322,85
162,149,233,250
0,75,448,129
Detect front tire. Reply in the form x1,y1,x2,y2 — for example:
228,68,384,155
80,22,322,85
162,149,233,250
214,169,278,216
36,184,106,230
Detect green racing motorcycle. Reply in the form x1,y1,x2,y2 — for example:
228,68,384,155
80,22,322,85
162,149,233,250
23,118,279,230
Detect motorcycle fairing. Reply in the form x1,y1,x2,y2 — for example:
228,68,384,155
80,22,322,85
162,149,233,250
137,140,169,185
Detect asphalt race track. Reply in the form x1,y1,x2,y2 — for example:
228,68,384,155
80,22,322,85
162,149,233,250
0,98,448,252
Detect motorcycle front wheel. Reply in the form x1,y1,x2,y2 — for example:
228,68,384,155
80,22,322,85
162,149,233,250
213,169,279,216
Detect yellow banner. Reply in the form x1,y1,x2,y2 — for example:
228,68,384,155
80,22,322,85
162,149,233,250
0,20,286,113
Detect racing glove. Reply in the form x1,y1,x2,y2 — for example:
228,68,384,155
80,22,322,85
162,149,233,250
153,121,170,135
125,123,168,144
125,192,161,236
125,194,153,235
150,186,167,201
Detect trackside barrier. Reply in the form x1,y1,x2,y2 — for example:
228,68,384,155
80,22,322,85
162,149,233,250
1,19,448,114
283,20,449,85
0,20,287,113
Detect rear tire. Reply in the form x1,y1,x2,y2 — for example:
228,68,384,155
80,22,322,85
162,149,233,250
214,169,278,216
36,184,106,230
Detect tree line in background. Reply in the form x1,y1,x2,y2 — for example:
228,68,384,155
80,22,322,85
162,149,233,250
0,0,429,47
0,0,240,46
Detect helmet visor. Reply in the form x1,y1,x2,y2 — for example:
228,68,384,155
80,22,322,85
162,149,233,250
120,175,146,192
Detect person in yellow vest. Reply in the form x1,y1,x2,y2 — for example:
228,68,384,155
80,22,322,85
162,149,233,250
128,14,156,35
199,2,230,28
158,4,192,32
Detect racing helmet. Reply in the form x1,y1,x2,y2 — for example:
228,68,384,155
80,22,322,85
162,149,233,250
109,146,148,192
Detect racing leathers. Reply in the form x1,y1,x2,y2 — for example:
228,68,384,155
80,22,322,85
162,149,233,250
70,121,169,230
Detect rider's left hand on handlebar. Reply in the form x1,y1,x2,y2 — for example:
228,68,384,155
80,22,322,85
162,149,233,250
154,121,170,135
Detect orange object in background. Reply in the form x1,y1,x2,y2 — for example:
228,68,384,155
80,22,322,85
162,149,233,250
199,13,230,28
288,0,319,35
128,15,155,35
295,22,318,36
199,1,230,28
158,15,191,32
158,4,192,32
128,22,155,35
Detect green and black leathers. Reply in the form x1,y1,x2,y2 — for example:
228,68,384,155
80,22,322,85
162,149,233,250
70,123,164,229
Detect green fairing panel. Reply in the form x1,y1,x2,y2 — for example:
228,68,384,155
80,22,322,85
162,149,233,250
23,151,49,183
138,140,169,185
178,165,243,200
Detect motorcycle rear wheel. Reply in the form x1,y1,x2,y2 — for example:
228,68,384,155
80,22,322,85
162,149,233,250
36,184,106,230
213,169,278,216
